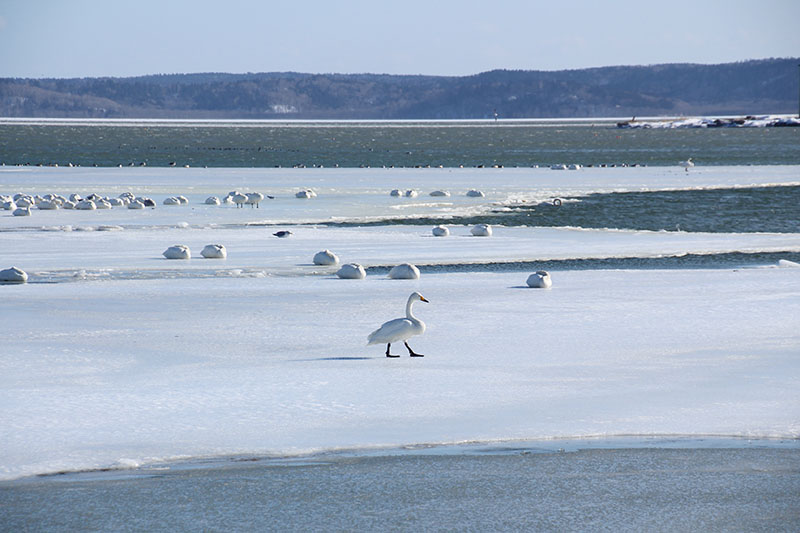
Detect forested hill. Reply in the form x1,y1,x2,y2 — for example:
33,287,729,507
1,58,797,119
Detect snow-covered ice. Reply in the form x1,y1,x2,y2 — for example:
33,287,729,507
1,165,798,480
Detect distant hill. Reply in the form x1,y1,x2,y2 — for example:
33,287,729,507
1,58,797,119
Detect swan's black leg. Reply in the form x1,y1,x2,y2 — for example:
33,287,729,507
386,344,399,358
405,341,424,357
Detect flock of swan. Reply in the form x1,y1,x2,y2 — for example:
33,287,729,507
3,185,557,360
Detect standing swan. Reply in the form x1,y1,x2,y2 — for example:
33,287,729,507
368,292,429,358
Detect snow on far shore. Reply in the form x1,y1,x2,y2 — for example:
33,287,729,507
617,115,800,129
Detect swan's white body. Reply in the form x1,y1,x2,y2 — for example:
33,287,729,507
163,244,191,260
245,192,264,207
432,225,449,237
231,193,248,208
429,190,450,197
466,189,485,197
388,263,420,279
201,244,226,259
368,292,429,356
527,270,552,288
0,266,28,283
313,249,339,266
680,158,694,172
336,263,366,279
471,223,492,236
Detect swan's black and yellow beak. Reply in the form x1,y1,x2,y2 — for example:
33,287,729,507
419,295,430,303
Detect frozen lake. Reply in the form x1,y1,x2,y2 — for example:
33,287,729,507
1,164,799,483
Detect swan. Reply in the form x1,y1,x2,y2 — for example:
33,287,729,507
470,223,492,236
388,263,420,279
313,249,339,266
389,189,402,197
163,245,191,260
231,193,248,208
245,192,264,208
336,263,366,279
526,271,552,288
0,266,28,283
429,190,450,197
367,292,429,357
295,189,317,199
432,225,449,237
13,207,31,216
404,190,418,198
680,158,694,172
201,244,226,259
466,189,485,197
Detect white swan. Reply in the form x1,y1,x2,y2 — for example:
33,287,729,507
470,223,492,236
367,292,429,357
432,225,449,237
388,263,420,279
163,245,191,260
680,158,694,172
429,190,450,197
231,193,248,208
201,244,226,259
336,263,366,279
295,189,317,199
0,266,28,283
313,249,339,266
245,192,264,208
526,271,552,288
466,189,485,197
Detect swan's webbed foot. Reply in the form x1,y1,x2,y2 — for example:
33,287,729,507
386,344,400,358
405,341,424,357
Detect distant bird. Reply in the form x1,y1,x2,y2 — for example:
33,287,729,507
273,230,293,238
680,158,694,172
368,292,429,357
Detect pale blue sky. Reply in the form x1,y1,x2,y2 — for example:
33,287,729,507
2,0,798,78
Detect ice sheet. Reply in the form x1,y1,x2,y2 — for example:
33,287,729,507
3,224,800,281
1,268,799,480
1,165,799,481
2,165,799,228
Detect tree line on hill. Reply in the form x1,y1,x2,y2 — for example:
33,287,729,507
0,58,797,119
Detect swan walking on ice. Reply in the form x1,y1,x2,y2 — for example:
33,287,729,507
368,292,429,357
680,158,694,172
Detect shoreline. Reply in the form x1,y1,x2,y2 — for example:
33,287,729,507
5,435,798,485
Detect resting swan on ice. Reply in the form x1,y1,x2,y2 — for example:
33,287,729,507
368,292,429,357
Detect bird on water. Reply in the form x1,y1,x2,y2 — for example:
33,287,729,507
368,292,429,358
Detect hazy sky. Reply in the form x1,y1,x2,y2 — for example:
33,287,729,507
2,0,798,78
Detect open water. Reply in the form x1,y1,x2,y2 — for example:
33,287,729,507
2,119,799,168
2,442,798,532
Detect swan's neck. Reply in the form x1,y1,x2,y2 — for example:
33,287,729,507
405,297,417,320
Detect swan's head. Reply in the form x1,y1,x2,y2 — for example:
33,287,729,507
411,291,429,303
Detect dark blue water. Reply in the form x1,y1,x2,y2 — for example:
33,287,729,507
2,120,799,167
329,185,800,234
